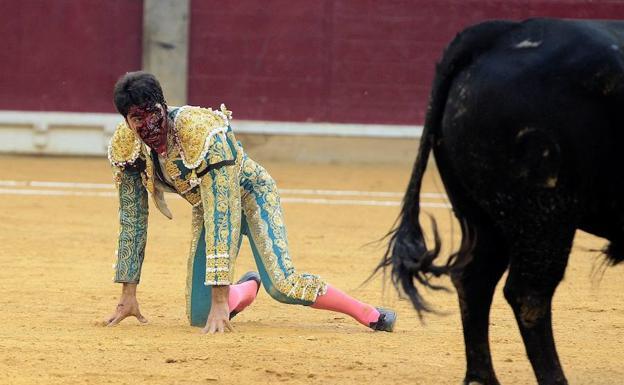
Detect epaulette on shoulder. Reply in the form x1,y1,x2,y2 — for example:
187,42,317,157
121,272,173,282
108,121,142,167
173,104,233,169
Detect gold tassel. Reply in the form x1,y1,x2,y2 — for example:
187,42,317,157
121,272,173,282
189,169,201,187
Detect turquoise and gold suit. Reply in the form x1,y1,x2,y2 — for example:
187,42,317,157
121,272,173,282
108,105,327,326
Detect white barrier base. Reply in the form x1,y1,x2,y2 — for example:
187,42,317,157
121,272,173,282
0,110,422,156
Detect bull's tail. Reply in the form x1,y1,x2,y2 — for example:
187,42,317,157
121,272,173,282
379,20,519,316
603,241,624,266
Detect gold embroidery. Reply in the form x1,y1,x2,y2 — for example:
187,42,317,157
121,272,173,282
112,167,123,187
165,159,182,180
189,169,201,187
184,190,201,206
201,174,217,257
173,106,231,169
225,129,244,177
240,157,327,303
199,160,242,285
114,169,148,283
108,121,142,167
144,154,155,195
174,179,191,194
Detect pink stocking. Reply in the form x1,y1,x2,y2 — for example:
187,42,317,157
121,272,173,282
228,280,259,314
311,285,380,326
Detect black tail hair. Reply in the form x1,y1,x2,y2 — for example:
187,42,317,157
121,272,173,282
377,20,518,317
603,241,624,266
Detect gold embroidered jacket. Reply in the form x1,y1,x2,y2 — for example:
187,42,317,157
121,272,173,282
108,105,242,286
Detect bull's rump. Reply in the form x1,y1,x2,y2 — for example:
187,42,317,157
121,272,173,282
436,18,624,236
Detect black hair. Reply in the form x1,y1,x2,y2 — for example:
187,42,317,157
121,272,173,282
113,71,167,117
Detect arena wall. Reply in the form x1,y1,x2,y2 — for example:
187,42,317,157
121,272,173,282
182,0,624,125
1,0,624,159
3,0,624,122
0,0,143,113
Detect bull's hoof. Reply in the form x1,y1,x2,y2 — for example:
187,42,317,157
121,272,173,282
463,377,500,385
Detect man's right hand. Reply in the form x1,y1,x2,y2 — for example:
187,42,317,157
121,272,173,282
106,283,148,326
201,285,233,334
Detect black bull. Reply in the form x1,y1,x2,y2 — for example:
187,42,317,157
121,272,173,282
383,19,624,385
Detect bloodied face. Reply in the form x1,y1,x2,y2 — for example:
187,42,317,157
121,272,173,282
126,104,168,154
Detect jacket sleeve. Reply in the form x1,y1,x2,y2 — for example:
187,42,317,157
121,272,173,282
113,166,149,283
198,132,241,286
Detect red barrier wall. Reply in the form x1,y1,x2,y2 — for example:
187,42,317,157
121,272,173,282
0,0,143,113
3,1,624,123
188,0,624,124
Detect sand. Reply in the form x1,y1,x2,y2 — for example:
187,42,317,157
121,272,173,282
0,155,622,385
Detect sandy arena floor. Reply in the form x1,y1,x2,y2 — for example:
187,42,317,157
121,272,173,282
0,154,623,385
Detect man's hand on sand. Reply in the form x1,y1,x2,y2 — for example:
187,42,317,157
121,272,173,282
202,301,233,334
106,283,148,326
202,285,233,334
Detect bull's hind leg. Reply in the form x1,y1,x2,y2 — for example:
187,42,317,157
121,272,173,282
503,226,575,385
451,224,508,385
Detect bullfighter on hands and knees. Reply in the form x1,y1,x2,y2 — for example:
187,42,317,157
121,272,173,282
105,71,396,333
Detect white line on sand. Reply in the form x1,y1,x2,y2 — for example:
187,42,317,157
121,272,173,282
0,179,451,208
0,179,448,199
0,187,451,208
0,180,113,189
0,188,116,197
280,188,446,199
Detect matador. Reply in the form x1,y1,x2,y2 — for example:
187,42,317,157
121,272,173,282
105,71,396,333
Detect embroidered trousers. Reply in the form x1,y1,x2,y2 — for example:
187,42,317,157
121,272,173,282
186,157,327,326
